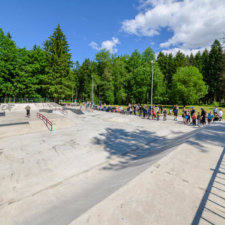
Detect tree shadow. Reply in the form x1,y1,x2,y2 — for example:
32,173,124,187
93,123,225,171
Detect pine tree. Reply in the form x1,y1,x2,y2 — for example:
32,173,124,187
44,25,72,102
207,40,224,102
175,51,187,68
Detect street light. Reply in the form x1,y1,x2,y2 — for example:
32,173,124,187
91,75,94,106
151,60,154,111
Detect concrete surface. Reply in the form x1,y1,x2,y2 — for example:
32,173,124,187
70,122,225,225
0,107,224,225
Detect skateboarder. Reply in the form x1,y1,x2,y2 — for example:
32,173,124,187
25,105,31,117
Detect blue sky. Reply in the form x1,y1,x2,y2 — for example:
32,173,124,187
0,0,224,63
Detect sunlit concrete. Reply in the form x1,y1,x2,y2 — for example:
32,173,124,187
1,105,223,225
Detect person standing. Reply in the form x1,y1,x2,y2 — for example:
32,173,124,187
192,112,197,126
201,108,206,126
197,112,201,126
163,108,167,121
25,105,31,118
152,108,156,120
182,107,187,123
161,105,164,114
139,104,143,117
156,111,160,120
174,105,178,121
207,111,214,124
191,107,195,124
218,109,223,121
143,106,147,118
213,107,218,116
133,104,137,115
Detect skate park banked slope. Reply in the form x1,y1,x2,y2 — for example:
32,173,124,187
0,110,224,225
0,103,75,138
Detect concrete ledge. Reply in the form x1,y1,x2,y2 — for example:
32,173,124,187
64,107,84,115
39,109,53,113
0,121,29,127
0,112,5,116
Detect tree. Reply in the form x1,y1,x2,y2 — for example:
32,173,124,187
77,59,92,101
175,51,187,68
111,55,128,104
44,25,72,102
95,50,114,104
0,28,17,100
207,40,224,102
193,51,202,72
171,66,208,105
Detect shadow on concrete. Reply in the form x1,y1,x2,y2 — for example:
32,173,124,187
191,146,225,225
93,123,225,171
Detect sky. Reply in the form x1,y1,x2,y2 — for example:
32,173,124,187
0,0,224,63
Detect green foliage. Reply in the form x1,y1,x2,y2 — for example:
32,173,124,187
171,66,208,105
213,101,220,107
44,25,72,102
0,28,17,98
0,25,224,105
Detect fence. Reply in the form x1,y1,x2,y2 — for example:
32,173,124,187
37,112,53,131
1,98,54,103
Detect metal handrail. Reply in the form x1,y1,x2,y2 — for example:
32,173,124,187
37,112,53,131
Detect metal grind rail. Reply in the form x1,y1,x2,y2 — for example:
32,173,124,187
53,108,68,116
37,112,53,131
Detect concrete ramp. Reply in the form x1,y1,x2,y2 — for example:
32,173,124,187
64,107,84,115
0,103,61,112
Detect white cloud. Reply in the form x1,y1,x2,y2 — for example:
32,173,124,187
89,37,120,54
161,47,210,56
121,0,225,50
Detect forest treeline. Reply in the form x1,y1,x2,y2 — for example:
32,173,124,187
0,25,224,105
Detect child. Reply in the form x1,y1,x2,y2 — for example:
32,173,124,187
157,111,160,121
197,112,201,126
192,113,197,126
152,109,156,120
218,109,223,121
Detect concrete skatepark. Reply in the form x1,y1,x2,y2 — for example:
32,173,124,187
0,103,225,225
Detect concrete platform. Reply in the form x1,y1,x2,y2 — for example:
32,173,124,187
0,108,224,225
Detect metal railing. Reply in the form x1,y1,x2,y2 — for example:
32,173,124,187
37,112,53,131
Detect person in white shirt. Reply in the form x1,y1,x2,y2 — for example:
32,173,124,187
218,109,223,121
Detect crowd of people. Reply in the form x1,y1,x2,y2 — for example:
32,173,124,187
181,106,223,126
95,103,223,126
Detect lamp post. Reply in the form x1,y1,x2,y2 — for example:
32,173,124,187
91,75,94,106
151,60,154,111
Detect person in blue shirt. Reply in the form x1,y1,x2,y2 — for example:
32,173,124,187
207,111,214,124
